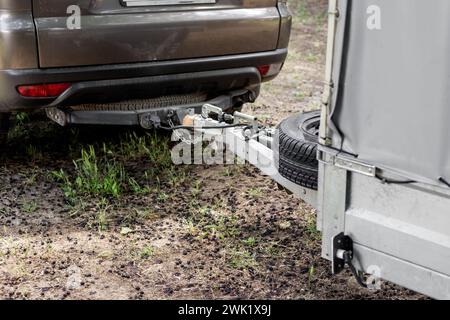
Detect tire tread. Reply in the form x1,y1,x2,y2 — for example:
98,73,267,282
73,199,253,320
276,111,320,190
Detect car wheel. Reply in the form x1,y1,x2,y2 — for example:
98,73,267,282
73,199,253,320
276,110,321,190
0,113,11,146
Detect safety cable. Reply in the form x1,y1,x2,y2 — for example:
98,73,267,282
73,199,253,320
158,123,249,131
439,177,450,188
343,251,368,288
375,174,416,185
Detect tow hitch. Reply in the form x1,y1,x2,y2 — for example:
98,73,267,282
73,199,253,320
174,104,318,208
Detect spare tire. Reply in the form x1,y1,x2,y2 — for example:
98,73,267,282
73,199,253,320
276,110,321,190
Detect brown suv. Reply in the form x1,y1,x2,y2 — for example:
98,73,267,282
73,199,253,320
0,0,292,140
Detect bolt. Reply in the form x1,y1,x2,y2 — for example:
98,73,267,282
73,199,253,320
244,129,252,137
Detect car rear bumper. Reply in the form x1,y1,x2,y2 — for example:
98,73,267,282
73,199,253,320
0,49,287,113
46,90,250,128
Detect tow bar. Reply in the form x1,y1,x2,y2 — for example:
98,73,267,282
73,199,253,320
175,104,318,208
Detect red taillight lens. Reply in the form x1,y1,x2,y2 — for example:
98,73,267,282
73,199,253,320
17,83,71,98
257,65,271,77
257,63,284,78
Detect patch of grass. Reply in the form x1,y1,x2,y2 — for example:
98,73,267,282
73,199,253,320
51,169,78,204
52,145,126,201
119,132,151,160
94,198,111,232
167,167,188,188
22,200,38,214
203,215,241,241
15,112,30,126
306,226,321,241
122,208,159,225
212,197,227,210
184,205,242,242
222,167,234,177
128,177,151,195
156,191,170,203
145,133,173,171
308,265,316,290
228,249,257,270
294,91,306,100
197,206,210,217
118,131,173,169
7,112,31,141
292,0,328,25
76,145,126,198
242,237,257,247
182,218,201,237
52,130,182,202
296,1,312,22
304,210,321,241
129,244,156,260
25,144,43,162
306,52,319,63
247,188,263,199
139,246,155,259
261,242,283,258
22,171,39,186
191,179,203,198
49,130,192,234
67,201,87,219
96,210,109,232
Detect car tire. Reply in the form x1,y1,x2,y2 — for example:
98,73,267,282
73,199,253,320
0,113,11,147
276,110,321,190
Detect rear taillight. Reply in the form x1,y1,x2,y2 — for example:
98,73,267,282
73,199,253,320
257,63,284,78
257,65,271,77
17,83,71,98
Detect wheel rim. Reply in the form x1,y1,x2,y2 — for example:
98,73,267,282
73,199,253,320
301,115,320,138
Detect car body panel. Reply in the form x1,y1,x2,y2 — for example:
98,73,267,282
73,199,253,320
0,0,32,11
33,0,281,68
0,0,38,69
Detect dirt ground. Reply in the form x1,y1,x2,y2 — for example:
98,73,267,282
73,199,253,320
0,1,425,300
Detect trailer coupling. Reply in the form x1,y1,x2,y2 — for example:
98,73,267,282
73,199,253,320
170,104,318,208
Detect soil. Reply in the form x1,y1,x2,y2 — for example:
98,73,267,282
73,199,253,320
0,0,425,300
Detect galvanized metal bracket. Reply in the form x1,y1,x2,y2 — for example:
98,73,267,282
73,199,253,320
46,108,68,126
334,157,376,177
318,149,376,177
